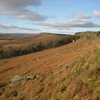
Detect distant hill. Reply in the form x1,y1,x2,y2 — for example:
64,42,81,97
0,33,72,47
0,33,75,59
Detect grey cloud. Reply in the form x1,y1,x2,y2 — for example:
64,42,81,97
39,20,100,28
0,24,40,31
0,0,41,9
1,9,48,21
0,0,48,21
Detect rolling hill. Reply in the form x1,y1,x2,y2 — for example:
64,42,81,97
0,33,68,48
0,33,75,59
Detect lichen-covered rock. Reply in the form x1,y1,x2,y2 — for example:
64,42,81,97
11,75,22,83
11,74,37,84
75,31,100,39
24,75,36,80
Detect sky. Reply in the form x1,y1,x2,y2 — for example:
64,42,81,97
0,0,100,34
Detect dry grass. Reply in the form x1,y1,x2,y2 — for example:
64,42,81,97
0,38,100,100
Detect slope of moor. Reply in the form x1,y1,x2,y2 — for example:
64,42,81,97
0,38,100,100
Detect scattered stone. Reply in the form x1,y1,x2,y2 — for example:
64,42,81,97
11,75,22,83
10,74,37,85
24,75,36,80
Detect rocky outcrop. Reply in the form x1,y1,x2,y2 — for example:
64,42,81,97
11,75,22,83
75,31,100,39
10,75,37,85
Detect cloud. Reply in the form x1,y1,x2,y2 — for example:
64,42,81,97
0,0,41,9
39,20,100,28
75,13,91,19
0,24,40,32
93,11,100,18
2,9,48,21
0,0,48,21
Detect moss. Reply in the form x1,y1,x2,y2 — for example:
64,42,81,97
93,49,100,64
59,65,65,68
73,67,83,77
56,92,64,100
18,88,24,95
88,81,97,90
97,76,100,80
76,78,84,86
82,62,89,69
87,70,96,78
